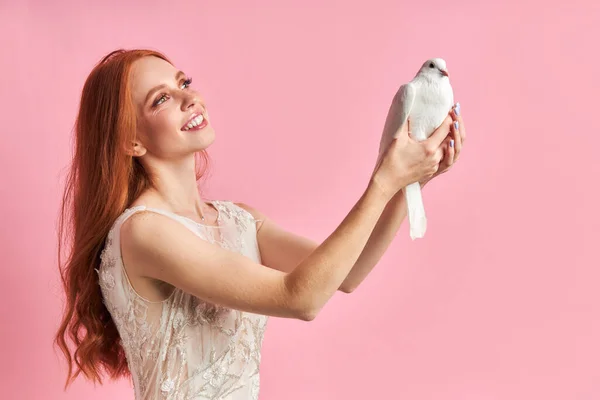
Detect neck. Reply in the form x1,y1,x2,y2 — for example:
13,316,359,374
143,154,208,216
416,73,438,83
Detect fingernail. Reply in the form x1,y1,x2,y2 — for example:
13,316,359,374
454,121,459,130
455,102,461,116
450,139,455,147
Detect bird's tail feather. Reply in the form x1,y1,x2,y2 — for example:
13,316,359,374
404,182,427,240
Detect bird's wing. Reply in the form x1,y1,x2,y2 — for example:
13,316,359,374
377,83,417,161
392,83,416,138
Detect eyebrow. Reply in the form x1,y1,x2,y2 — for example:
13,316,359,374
144,70,186,106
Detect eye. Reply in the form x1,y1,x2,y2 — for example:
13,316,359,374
182,77,193,89
429,62,435,68
154,94,168,107
152,77,193,107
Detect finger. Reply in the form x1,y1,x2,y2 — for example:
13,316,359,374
438,140,453,171
394,116,411,140
446,138,456,166
452,119,462,161
451,103,466,144
432,147,444,175
405,118,414,140
435,146,444,164
427,114,453,148
439,137,452,166
440,135,452,154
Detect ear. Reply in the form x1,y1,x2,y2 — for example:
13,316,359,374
126,140,147,157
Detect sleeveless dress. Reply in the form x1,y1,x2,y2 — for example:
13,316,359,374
97,200,269,400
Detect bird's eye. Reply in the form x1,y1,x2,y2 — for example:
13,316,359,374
429,63,435,68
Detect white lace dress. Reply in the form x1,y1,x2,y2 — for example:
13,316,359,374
97,200,269,400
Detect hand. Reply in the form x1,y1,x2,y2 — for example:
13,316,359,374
420,102,466,188
370,113,452,199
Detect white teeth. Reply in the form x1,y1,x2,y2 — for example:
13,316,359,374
183,115,204,131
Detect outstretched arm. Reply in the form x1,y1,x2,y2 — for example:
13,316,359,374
120,182,392,322
339,188,407,292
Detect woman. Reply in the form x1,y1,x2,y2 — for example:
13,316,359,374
55,48,465,399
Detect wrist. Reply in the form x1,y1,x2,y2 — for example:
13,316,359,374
366,177,396,203
390,186,406,203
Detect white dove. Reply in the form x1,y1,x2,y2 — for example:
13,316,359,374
376,58,454,240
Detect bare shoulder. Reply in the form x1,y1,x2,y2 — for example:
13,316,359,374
118,210,188,301
119,210,176,270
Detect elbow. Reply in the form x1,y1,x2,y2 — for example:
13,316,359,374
339,285,356,294
283,275,322,321
296,306,319,321
289,293,320,321
288,294,321,321
339,281,357,294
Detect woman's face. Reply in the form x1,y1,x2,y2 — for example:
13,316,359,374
129,56,214,159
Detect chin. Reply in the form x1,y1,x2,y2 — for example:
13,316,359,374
193,128,216,149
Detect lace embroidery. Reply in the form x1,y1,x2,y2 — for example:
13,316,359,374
98,201,268,400
216,201,257,251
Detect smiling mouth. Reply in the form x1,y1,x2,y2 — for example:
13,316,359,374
182,114,207,131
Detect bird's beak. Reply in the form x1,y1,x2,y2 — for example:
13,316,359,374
441,69,449,77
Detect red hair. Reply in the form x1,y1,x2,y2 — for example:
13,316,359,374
54,49,210,388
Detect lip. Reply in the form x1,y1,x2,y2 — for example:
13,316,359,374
183,118,208,131
181,110,206,130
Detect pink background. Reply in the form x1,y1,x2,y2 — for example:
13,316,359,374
1,1,599,399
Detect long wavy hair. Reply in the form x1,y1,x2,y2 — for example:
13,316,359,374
54,49,211,388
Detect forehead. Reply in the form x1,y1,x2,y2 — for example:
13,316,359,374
129,56,178,105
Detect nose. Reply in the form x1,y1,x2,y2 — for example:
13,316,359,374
182,92,200,111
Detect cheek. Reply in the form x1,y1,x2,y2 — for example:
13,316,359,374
149,108,182,135
141,110,183,149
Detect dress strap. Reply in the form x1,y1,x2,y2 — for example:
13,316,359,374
117,205,205,234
